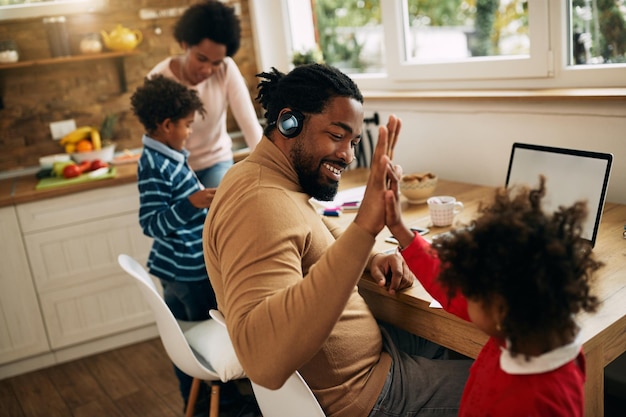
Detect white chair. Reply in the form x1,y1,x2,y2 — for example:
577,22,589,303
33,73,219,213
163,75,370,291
117,254,245,417
209,309,327,417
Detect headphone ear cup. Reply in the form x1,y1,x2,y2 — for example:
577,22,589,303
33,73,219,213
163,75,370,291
277,111,304,138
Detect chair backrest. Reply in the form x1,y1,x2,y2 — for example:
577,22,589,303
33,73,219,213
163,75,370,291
209,309,326,417
117,254,219,381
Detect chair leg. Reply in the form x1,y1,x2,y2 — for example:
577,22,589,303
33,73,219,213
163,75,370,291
186,378,202,417
209,383,220,417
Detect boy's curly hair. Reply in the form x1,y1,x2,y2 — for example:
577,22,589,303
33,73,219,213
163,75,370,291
130,75,205,134
433,176,602,353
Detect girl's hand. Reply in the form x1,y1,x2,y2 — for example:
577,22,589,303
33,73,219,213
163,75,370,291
385,164,415,249
354,115,402,236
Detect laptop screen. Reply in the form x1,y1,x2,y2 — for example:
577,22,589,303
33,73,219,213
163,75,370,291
505,143,613,247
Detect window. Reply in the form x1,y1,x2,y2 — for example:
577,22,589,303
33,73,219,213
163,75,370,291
570,0,626,65
384,0,549,81
249,0,626,90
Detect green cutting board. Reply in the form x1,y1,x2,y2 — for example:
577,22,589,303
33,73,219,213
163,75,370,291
36,167,117,190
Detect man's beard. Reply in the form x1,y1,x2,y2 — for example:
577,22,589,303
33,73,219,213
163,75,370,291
291,141,339,201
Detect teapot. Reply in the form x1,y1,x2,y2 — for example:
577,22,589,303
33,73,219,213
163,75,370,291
100,24,143,52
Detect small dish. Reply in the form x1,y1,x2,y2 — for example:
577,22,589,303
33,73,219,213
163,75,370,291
39,153,71,169
400,172,438,204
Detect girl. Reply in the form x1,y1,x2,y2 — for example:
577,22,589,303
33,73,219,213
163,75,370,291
386,175,603,417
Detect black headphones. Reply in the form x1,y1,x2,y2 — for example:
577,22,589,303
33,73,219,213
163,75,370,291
276,110,305,138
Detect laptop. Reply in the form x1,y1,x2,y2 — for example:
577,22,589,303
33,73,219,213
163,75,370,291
505,142,613,247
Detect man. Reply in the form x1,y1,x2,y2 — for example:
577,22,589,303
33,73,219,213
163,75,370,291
204,64,470,417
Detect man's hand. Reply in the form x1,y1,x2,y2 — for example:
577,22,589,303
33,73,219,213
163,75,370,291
370,252,415,294
354,114,402,236
189,188,217,209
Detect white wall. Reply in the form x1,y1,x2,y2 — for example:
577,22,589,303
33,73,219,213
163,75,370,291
362,98,625,204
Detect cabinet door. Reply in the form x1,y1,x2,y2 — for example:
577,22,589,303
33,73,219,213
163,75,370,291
17,183,140,233
23,212,154,349
0,206,49,365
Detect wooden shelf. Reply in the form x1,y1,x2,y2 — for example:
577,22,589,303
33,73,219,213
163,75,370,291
0,50,138,69
0,50,139,93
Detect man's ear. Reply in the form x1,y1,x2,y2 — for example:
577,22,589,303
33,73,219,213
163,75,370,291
276,109,304,139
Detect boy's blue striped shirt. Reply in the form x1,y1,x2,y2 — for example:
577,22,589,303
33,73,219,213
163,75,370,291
137,135,208,282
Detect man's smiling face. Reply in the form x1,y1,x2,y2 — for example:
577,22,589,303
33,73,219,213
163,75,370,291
290,96,363,201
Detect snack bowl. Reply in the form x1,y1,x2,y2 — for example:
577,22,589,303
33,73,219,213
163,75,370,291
72,144,116,163
400,172,438,204
39,153,71,169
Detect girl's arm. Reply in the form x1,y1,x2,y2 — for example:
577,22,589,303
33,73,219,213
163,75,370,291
400,233,470,322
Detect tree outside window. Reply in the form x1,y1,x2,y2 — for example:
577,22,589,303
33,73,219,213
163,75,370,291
312,0,383,73
571,0,626,65
308,0,626,74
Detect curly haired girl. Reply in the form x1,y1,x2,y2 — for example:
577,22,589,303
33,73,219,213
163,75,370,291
387,175,603,417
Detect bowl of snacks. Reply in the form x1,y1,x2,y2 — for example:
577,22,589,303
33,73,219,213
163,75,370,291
400,172,438,204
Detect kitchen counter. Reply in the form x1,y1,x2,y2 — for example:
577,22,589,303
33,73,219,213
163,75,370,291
0,145,255,378
0,146,252,208
0,163,138,208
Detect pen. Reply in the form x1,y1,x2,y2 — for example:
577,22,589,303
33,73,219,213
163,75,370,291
341,201,360,208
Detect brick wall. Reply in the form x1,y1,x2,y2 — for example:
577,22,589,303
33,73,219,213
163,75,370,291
0,0,261,172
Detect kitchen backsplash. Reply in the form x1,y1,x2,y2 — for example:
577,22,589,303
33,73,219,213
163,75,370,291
0,0,260,172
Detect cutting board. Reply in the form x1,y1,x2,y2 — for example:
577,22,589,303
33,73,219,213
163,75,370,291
36,167,117,190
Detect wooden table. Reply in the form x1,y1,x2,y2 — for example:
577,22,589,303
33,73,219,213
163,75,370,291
337,168,626,417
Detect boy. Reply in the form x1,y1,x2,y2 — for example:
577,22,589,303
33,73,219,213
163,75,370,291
130,75,221,414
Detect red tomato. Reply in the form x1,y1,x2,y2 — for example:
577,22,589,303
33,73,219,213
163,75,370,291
90,159,108,171
78,160,91,173
63,164,82,179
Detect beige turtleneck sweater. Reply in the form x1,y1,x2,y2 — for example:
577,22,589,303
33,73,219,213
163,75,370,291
203,136,391,417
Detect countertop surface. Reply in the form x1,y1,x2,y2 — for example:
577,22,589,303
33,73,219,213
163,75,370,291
0,147,251,208
0,163,138,208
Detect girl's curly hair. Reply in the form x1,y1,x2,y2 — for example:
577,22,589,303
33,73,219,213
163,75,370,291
433,176,602,354
130,75,205,134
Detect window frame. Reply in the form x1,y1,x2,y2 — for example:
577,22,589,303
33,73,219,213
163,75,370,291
249,0,626,92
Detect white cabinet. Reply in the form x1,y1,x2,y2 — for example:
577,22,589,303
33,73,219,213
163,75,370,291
16,183,154,350
0,206,49,365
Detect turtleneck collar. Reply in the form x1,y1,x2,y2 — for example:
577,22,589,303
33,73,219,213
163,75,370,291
246,136,303,194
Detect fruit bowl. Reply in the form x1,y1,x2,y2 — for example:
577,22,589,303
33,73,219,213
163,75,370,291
71,144,116,163
400,172,438,204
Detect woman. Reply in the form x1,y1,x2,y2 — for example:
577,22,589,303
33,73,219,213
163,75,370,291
148,0,262,188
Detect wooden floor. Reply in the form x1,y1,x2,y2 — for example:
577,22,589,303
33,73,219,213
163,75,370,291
0,338,221,417
2,337,624,417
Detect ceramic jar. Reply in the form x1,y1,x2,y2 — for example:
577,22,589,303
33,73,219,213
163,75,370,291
0,40,19,63
80,33,103,54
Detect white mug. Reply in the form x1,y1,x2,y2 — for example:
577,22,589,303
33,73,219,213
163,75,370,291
427,196,464,227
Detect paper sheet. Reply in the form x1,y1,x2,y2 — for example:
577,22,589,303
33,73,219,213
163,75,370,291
311,185,366,209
